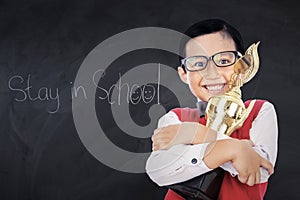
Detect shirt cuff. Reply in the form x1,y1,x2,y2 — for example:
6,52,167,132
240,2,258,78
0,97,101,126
146,143,211,186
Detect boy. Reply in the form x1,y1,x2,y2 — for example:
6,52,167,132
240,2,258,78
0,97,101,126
146,19,278,200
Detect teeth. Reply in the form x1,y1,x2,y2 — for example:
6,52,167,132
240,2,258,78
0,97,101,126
206,84,223,91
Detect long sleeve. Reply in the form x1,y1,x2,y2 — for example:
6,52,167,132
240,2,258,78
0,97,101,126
145,112,212,186
145,102,278,186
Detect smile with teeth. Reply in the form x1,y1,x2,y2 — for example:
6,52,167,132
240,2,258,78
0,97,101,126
203,84,226,94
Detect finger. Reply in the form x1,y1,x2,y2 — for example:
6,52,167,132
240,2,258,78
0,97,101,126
153,143,165,151
238,175,248,184
260,159,274,175
151,133,164,142
153,127,169,137
152,144,157,151
152,134,159,141
153,139,170,150
153,128,164,135
256,167,261,184
152,145,165,151
156,144,168,150
246,175,255,186
153,137,169,144
256,171,260,184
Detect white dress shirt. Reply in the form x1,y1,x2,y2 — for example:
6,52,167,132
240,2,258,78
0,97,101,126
146,101,278,186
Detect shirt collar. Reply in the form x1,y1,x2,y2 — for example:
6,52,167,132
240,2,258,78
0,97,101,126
196,100,208,117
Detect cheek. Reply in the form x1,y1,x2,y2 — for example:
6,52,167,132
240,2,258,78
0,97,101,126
219,67,234,81
186,72,203,86
186,73,205,97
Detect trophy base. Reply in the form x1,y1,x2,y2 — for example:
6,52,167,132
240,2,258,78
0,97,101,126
168,167,225,200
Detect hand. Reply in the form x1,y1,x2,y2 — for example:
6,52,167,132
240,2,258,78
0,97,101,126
151,123,191,151
152,122,201,151
231,139,274,186
151,122,217,151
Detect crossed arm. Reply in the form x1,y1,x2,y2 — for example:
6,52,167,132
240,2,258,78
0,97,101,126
146,102,278,187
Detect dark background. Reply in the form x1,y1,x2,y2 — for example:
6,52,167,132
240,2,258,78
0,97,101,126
1,0,299,199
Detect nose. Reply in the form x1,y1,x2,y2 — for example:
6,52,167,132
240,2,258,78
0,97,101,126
201,60,220,79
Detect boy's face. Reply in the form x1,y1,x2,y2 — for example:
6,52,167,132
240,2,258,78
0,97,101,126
178,31,236,102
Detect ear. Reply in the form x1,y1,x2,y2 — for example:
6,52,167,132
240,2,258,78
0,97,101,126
177,66,188,84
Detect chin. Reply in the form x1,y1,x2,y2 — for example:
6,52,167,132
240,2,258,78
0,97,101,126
205,91,224,101
200,94,211,102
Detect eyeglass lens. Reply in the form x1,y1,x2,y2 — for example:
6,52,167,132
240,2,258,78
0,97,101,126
185,51,237,71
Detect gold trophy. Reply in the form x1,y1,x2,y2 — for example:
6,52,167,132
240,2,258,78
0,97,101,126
205,42,260,136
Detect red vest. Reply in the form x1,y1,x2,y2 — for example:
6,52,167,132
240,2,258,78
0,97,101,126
164,100,268,200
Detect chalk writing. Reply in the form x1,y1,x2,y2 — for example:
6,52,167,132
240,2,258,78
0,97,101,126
92,69,160,105
8,64,162,113
8,75,60,113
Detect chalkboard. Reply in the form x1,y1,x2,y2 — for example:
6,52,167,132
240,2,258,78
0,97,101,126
1,0,299,199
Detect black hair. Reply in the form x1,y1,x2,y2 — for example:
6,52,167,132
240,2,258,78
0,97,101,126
179,19,245,69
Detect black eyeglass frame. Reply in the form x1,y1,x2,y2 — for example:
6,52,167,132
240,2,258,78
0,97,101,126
181,51,243,72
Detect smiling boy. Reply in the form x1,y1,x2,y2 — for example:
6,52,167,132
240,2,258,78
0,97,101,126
146,19,278,200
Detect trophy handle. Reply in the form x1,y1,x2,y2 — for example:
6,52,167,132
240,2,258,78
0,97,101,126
242,42,260,84
228,42,260,91
226,100,256,135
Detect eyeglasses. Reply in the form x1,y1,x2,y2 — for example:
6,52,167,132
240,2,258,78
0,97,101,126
181,51,242,71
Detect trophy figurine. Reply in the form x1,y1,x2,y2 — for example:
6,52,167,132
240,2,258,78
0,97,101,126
205,42,260,136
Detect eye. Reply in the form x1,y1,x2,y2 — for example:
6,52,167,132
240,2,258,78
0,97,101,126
219,59,230,65
215,54,235,66
194,62,205,67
